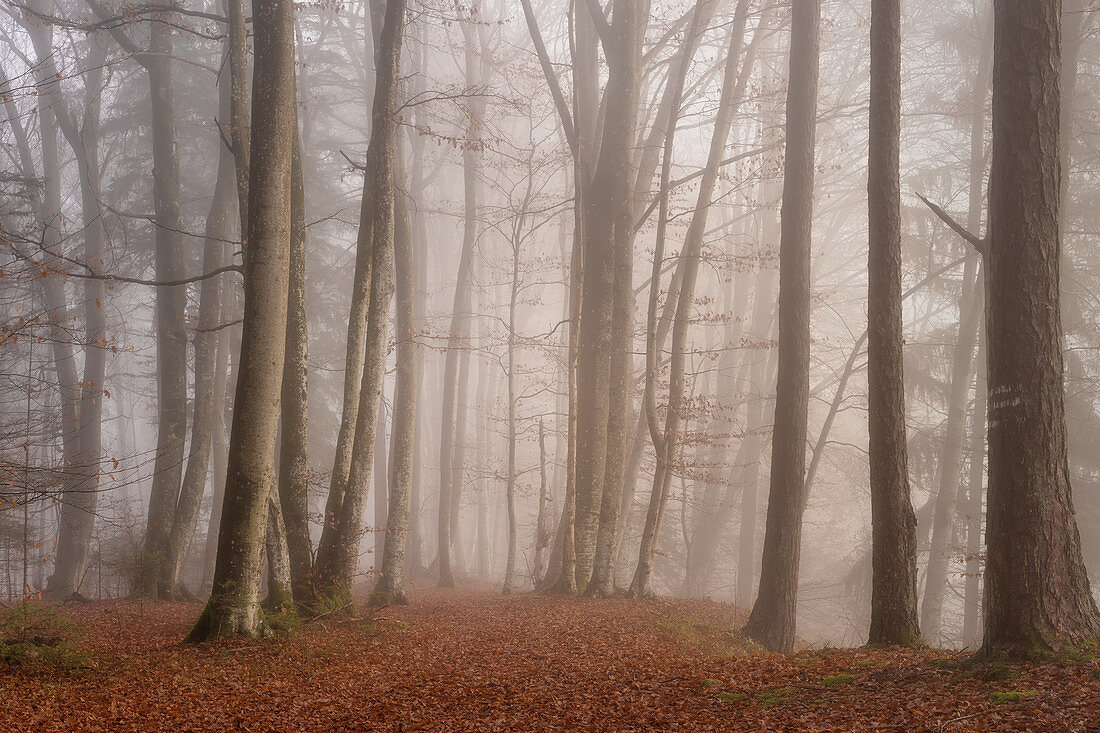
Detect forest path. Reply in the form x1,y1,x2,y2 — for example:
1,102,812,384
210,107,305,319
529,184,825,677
3,586,1099,731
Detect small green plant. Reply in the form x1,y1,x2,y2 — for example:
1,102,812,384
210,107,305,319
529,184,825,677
990,689,1037,704
0,604,91,672
715,691,745,702
820,674,854,687
700,678,723,688
854,659,880,667
756,687,793,707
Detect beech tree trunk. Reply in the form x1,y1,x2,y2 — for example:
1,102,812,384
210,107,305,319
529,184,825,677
866,0,920,647
371,188,417,606
572,0,643,592
981,0,1100,658
187,0,296,640
278,119,313,605
313,0,406,603
742,0,820,654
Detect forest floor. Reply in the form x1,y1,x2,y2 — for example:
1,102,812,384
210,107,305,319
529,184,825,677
2,585,1100,731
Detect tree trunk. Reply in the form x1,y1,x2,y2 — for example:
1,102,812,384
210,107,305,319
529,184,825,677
313,0,406,604
372,400,389,572
276,118,313,605
264,495,294,612
201,312,232,597
186,0,295,641
742,0,820,654
572,0,644,592
44,38,108,600
165,73,234,595
370,188,417,607
141,22,190,598
867,0,920,647
981,0,1100,658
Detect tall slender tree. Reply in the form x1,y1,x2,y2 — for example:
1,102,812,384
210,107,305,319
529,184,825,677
742,0,820,654
866,0,920,647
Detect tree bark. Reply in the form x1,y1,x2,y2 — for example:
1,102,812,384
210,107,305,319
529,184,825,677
981,0,1100,658
370,187,417,607
867,0,920,647
742,0,820,654
278,118,313,605
187,0,295,640
313,0,406,603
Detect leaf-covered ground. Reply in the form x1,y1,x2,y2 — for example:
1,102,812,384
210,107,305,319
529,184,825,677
3,586,1100,731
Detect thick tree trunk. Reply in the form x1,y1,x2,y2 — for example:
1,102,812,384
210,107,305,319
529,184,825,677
981,0,1100,658
742,0,820,654
186,0,296,640
867,0,920,647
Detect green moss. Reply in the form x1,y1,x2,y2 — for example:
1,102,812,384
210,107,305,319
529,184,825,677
976,660,1021,682
990,689,1036,704
715,692,745,703
756,688,793,706
700,678,724,688
820,674,854,687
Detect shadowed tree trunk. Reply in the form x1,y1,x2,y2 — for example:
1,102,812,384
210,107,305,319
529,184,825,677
742,0,820,654
186,0,296,641
867,0,920,647
981,0,1100,659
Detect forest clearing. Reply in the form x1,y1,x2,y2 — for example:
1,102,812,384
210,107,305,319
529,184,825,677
4,587,1100,731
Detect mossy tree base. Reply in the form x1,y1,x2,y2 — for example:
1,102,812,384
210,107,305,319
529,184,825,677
367,581,408,607
185,599,263,643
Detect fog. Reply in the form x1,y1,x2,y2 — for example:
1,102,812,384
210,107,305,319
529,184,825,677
1,0,1098,652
